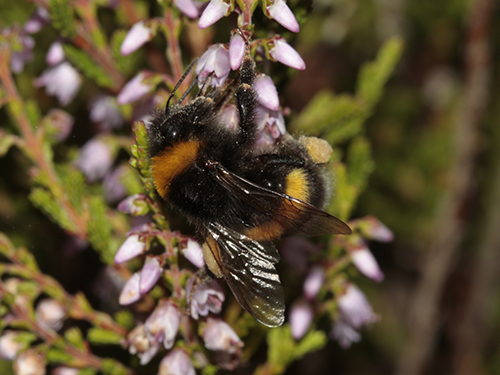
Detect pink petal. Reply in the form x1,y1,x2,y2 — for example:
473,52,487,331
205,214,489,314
229,32,245,70
269,38,306,70
119,272,142,305
267,0,300,33
120,21,153,56
198,0,230,29
254,74,280,111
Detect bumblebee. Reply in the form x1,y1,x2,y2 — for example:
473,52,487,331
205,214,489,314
147,50,351,327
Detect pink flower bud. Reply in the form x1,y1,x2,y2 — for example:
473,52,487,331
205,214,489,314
159,349,195,375
77,137,113,183
266,0,300,33
35,299,66,330
203,318,243,354
140,256,162,294
119,272,142,305
289,301,313,340
181,239,205,268
303,266,324,300
351,247,384,282
89,95,124,131
174,0,199,19
254,105,286,147
114,234,146,264
198,0,230,29
117,72,152,104
14,350,45,375
24,8,50,34
337,284,377,329
254,74,280,111
34,62,81,105
121,21,153,56
145,300,181,350
118,194,148,216
52,367,79,375
269,37,306,70
229,32,245,70
0,331,24,360
46,42,65,66
330,319,361,349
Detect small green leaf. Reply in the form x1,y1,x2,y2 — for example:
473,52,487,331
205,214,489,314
0,132,16,157
87,328,123,345
87,196,114,264
29,188,76,233
114,310,134,329
49,0,77,38
64,327,86,350
347,137,375,192
46,347,74,364
101,358,130,375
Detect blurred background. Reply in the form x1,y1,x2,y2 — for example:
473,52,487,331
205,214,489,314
1,0,499,374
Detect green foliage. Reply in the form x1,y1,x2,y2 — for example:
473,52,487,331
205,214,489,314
64,327,86,351
29,188,77,233
101,358,130,375
49,0,77,38
87,328,123,345
86,196,114,264
62,44,115,89
0,132,16,156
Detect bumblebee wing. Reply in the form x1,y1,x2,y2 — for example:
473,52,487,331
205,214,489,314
204,222,285,327
209,161,352,236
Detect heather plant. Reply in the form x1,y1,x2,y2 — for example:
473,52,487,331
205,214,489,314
0,1,402,374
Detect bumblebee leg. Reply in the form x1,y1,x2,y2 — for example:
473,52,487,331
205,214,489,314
186,266,214,317
235,52,258,144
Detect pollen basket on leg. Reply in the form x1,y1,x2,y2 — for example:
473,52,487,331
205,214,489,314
151,140,202,198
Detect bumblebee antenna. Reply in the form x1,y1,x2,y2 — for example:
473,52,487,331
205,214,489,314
178,75,198,105
165,58,199,111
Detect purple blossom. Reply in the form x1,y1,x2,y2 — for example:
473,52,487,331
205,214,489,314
198,0,230,29
145,300,181,350
120,21,153,56
140,256,163,294
365,217,394,242
76,137,113,183
289,301,313,340
10,35,34,74
117,72,152,104
158,349,195,375
254,105,286,147
269,37,306,70
127,324,160,365
203,318,243,354
35,299,66,331
196,44,230,88
114,234,146,264
181,239,205,268
46,41,65,66
119,272,142,305
331,319,362,349
89,95,124,131
103,165,128,204
24,8,50,34
186,277,224,319
35,62,82,105
118,194,148,216
174,0,200,19
254,74,280,111
0,331,24,360
303,266,324,300
350,246,384,282
337,284,378,329
14,350,45,375
52,368,79,375
266,0,300,33
229,32,245,70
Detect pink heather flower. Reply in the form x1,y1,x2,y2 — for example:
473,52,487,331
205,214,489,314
118,194,148,216
203,318,243,354
114,234,146,264
89,95,124,131
229,32,245,70
289,301,313,340
117,72,152,104
119,272,142,305
140,256,163,294
254,105,286,147
52,368,79,375
24,8,50,34
159,349,195,375
145,300,181,350
196,44,230,88
269,37,306,70
44,109,74,142
254,74,280,111
35,299,66,331
181,239,205,268
103,165,128,204
198,0,230,29
14,350,45,375
174,0,199,18
46,41,65,66
337,284,378,329
10,35,34,73
220,104,239,131
77,138,113,183
120,21,153,56
186,277,224,319
366,218,394,242
0,331,24,360
35,62,82,105
127,324,160,365
331,319,362,349
351,247,384,282
267,0,300,33
303,266,324,300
